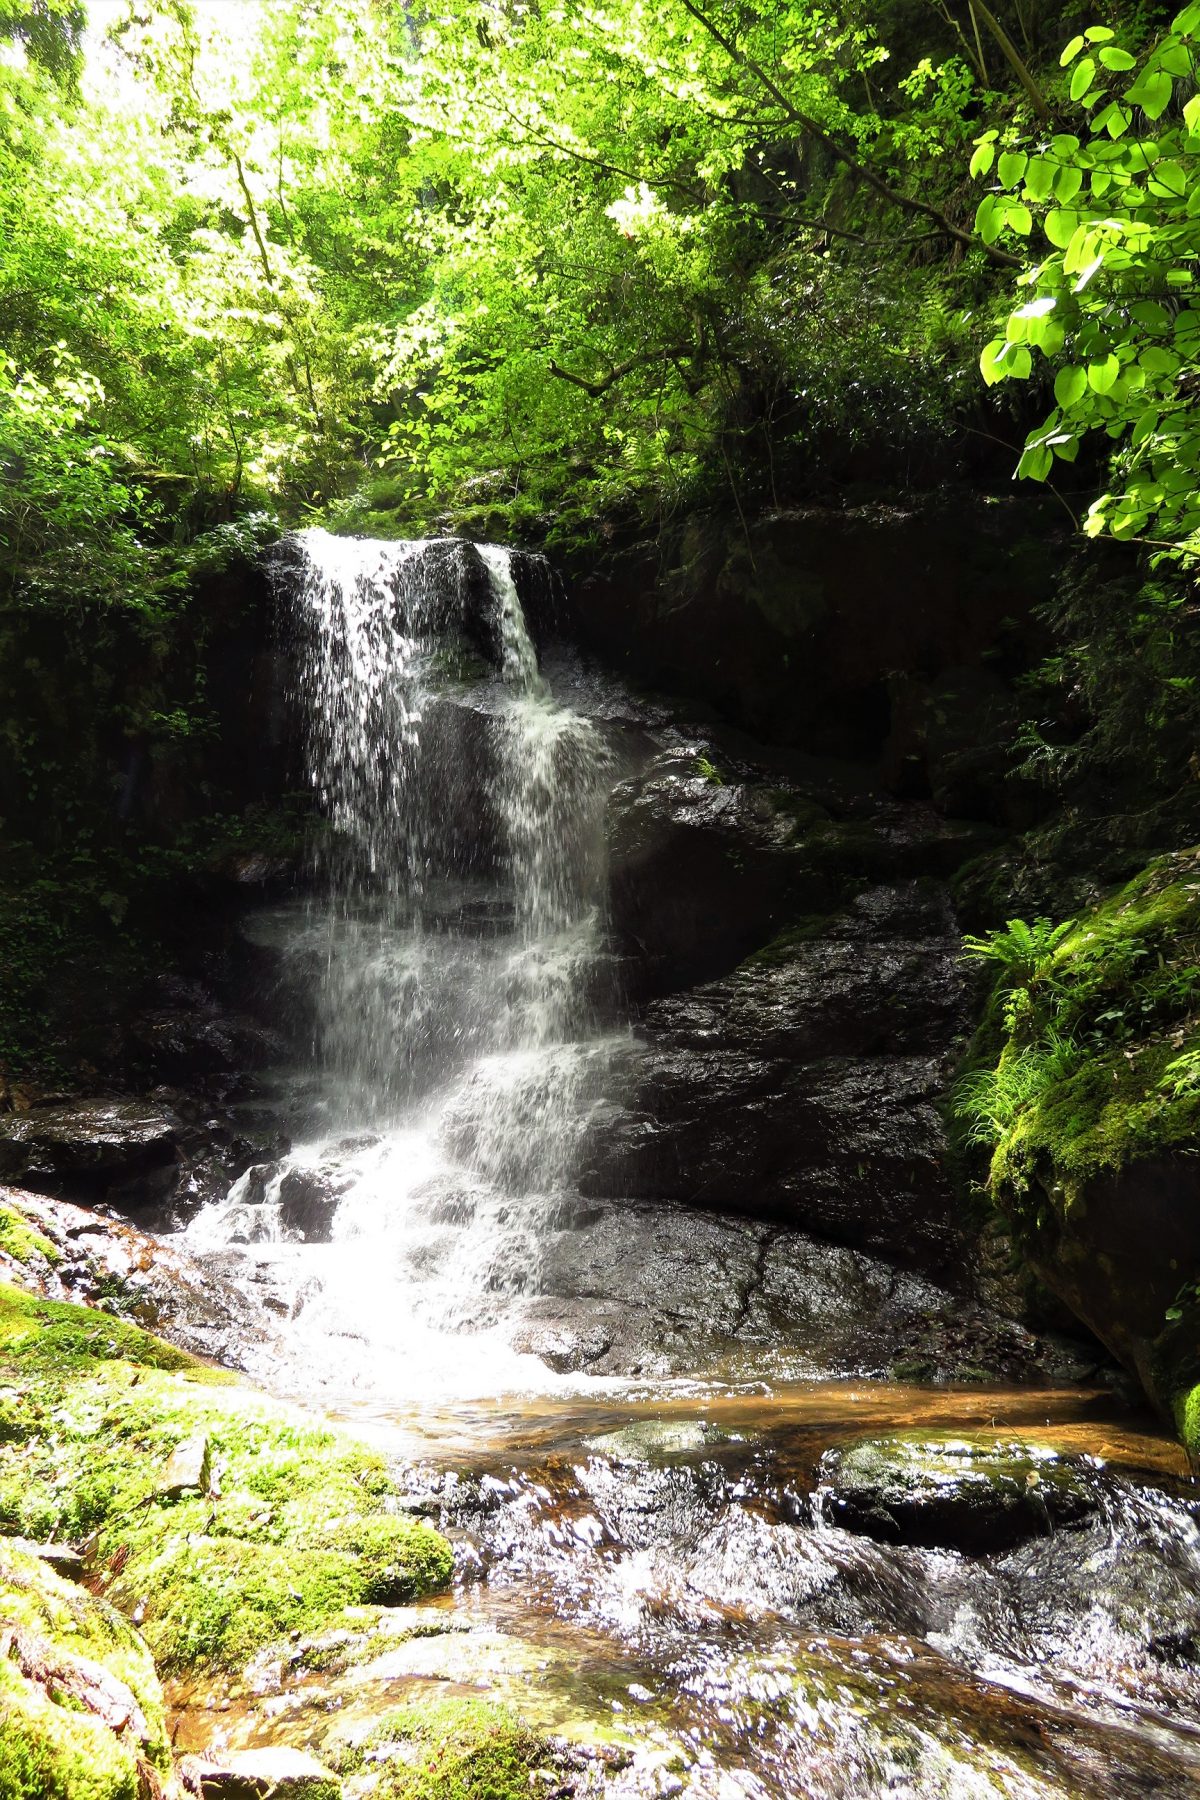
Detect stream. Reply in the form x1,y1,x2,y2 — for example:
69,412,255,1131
170,531,1200,1798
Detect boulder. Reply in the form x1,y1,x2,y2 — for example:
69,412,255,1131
0,1183,284,1379
0,1100,180,1189
817,1434,1103,1555
277,1167,345,1242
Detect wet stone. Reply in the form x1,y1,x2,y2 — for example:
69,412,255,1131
0,1099,180,1187
818,1433,1104,1555
157,1432,212,1498
277,1167,345,1242
180,1748,341,1800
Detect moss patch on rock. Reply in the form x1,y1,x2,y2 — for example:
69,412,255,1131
0,1204,60,1271
0,1537,172,1800
957,849,1200,1212
818,1432,1102,1555
324,1697,560,1800
0,1284,453,1675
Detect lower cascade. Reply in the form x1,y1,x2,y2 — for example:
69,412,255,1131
188,528,622,1393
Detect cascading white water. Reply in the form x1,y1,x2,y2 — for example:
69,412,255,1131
187,527,623,1393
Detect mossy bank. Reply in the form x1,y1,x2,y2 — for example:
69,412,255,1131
0,1281,456,1798
956,848,1200,1460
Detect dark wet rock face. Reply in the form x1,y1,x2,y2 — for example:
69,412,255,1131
502,1198,1093,1387
276,1165,348,1242
0,1100,181,1185
0,1091,292,1227
817,1435,1104,1555
606,746,990,998
586,861,973,1273
127,982,287,1080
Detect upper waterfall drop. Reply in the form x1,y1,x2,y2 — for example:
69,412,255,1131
185,528,625,1395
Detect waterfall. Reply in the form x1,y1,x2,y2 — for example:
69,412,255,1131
186,528,622,1393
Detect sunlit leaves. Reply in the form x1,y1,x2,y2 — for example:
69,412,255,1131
972,11,1200,561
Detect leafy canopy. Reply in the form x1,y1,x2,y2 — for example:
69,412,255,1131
978,5,1200,563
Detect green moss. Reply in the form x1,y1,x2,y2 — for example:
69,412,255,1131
0,1285,202,1377
1176,1383,1200,1470
0,1539,171,1800
0,1286,453,1675
0,1206,60,1269
956,848,1200,1215
325,1698,557,1800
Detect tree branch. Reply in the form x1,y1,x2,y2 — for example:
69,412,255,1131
548,345,695,397
676,0,1022,268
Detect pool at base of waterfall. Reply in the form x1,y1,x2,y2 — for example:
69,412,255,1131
167,1375,1200,1800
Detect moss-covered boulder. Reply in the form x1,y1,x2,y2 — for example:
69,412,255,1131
0,1536,175,1800
0,1284,453,1675
818,1433,1102,1554
323,1698,568,1800
957,851,1200,1454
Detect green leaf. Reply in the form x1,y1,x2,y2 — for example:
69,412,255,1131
1004,201,1033,237
1156,42,1195,75
1130,68,1174,118
1017,442,1053,480
1131,407,1161,445
1184,93,1200,131
1024,157,1056,201
1140,345,1181,374
1070,57,1096,100
1150,159,1189,196
980,337,1009,385
1085,26,1116,42
1044,208,1079,248
998,150,1028,188
1060,34,1086,65
1054,165,1084,204
975,194,1002,244
970,140,996,178
1088,353,1120,392
1055,365,1089,408
1098,46,1136,70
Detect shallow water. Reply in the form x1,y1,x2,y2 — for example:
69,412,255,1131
170,1373,1200,1797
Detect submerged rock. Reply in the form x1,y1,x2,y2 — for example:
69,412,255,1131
181,1747,340,1799
817,1434,1103,1554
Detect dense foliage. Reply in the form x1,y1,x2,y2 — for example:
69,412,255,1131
3,0,1172,594
979,5,1200,564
